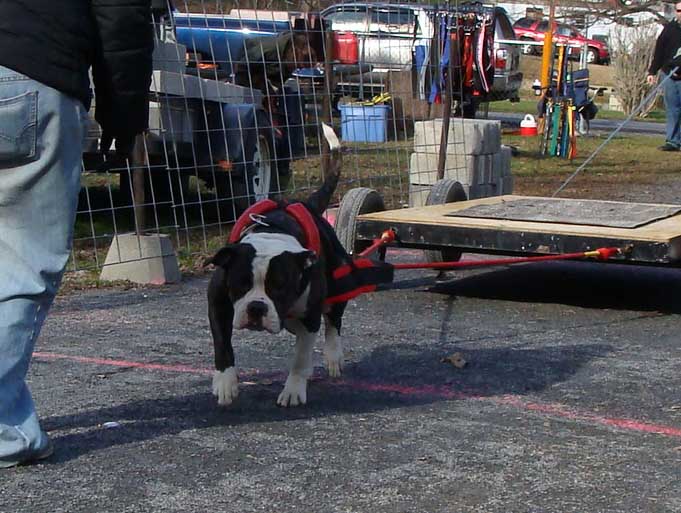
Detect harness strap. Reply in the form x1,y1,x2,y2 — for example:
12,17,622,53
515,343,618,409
229,199,278,245
229,199,322,255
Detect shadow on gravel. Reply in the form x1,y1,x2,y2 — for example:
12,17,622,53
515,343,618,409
43,340,611,464
428,261,681,313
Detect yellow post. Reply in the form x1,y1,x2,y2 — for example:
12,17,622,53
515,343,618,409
540,0,556,91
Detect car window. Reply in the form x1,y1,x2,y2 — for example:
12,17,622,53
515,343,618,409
556,25,572,36
325,8,369,30
513,17,535,29
495,11,515,39
369,7,415,34
537,20,549,31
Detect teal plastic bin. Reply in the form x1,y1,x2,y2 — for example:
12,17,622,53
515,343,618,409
339,104,390,143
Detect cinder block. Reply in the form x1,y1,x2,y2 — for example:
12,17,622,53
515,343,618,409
501,175,515,195
100,233,181,285
475,154,494,185
414,118,501,155
491,153,503,186
409,152,476,185
499,145,513,177
409,183,432,208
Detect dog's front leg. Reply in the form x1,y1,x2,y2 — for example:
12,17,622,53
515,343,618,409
208,288,238,406
323,301,347,378
278,319,318,407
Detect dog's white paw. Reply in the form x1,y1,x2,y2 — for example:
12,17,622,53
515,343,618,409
277,375,307,407
323,347,344,378
212,368,239,406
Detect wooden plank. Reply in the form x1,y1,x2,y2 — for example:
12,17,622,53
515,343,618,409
357,195,681,243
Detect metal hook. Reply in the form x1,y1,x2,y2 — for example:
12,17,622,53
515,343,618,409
249,213,270,227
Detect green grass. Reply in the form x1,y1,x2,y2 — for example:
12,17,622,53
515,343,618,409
505,132,680,198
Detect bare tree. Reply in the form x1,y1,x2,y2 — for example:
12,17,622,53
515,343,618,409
558,0,670,25
610,22,661,116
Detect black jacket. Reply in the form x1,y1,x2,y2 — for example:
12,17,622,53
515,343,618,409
649,19,681,77
0,0,154,138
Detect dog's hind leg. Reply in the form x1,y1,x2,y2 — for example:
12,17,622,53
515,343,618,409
323,301,347,378
278,319,319,407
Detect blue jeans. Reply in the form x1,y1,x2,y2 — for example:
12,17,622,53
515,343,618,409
0,65,86,465
662,72,681,148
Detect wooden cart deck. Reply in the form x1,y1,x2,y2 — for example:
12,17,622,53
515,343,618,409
355,195,681,264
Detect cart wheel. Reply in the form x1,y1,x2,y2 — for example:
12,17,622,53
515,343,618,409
335,187,386,256
425,179,467,263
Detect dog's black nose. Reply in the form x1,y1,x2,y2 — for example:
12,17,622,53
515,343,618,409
247,300,268,319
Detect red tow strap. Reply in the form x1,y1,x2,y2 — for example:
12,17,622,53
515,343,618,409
391,246,620,271
356,229,622,272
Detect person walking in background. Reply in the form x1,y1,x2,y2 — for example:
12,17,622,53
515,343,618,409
647,2,681,151
0,1,153,468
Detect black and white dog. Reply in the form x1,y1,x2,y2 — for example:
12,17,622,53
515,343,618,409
206,125,349,407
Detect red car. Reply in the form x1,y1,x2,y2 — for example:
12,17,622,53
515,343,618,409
513,17,610,65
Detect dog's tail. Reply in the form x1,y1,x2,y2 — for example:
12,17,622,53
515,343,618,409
305,123,342,215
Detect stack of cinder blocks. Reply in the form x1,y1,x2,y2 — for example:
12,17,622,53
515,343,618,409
409,118,513,207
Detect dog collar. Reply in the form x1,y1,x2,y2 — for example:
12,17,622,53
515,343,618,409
229,199,322,256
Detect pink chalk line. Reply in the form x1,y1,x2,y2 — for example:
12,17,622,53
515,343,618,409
33,351,681,439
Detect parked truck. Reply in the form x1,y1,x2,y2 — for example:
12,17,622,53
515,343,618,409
84,8,315,214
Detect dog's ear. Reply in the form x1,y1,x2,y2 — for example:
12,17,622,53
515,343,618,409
204,244,241,269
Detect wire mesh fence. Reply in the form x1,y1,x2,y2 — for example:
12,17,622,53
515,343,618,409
71,0,519,277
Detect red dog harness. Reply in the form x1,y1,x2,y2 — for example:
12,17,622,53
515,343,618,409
229,199,322,255
229,199,394,306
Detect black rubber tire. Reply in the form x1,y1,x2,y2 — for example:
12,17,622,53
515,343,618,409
210,130,283,219
521,38,537,56
231,131,275,213
425,179,467,263
334,187,386,256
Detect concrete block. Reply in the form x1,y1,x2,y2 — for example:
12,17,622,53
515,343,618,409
466,184,482,200
409,152,476,186
414,118,501,155
491,152,503,186
501,175,515,195
100,233,181,285
475,154,494,185
409,183,432,208
500,145,513,176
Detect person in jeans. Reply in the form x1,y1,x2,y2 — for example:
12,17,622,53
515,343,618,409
647,2,681,151
0,1,153,468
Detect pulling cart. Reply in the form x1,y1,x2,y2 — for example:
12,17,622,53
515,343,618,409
334,180,681,273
